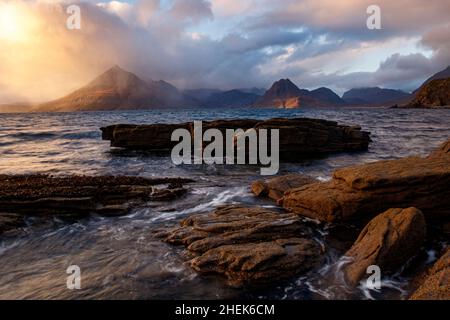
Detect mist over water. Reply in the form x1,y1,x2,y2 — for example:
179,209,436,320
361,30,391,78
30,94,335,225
0,107,449,299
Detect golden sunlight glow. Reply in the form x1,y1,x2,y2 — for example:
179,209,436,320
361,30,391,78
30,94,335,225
0,3,28,42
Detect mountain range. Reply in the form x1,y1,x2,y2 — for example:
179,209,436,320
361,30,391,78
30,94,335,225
253,79,347,108
5,64,446,112
342,87,412,106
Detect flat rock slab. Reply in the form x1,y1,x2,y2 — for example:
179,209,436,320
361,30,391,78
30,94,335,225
101,118,371,160
157,205,323,287
0,175,192,220
410,247,450,300
252,173,316,201
342,208,426,286
281,138,450,222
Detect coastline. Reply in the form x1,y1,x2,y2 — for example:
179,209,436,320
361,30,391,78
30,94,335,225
0,111,448,299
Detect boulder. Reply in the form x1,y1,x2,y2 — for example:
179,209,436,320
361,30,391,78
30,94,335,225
342,208,426,286
101,118,371,160
158,205,323,287
251,173,316,201
409,247,450,300
281,139,450,222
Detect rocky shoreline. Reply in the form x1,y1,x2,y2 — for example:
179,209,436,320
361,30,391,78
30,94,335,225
0,119,448,300
157,138,449,298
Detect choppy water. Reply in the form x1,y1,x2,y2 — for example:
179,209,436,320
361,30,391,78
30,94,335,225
0,107,449,300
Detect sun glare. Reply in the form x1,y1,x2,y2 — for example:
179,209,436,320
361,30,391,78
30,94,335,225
0,3,27,42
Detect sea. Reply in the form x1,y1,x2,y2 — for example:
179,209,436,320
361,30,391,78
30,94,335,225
0,107,449,299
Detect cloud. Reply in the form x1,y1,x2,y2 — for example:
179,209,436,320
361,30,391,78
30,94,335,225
244,0,450,38
420,24,450,67
0,0,449,103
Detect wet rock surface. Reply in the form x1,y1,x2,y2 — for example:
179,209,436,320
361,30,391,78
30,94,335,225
342,208,426,286
281,138,450,222
251,173,316,201
410,247,450,300
0,175,192,218
101,118,371,159
158,205,323,287
0,213,26,236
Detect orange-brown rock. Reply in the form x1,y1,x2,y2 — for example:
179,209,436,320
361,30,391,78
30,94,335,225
342,208,426,286
158,205,323,287
408,78,450,108
409,247,450,300
281,139,450,222
252,173,316,201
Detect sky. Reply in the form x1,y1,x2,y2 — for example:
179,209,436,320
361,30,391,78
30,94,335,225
0,0,449,103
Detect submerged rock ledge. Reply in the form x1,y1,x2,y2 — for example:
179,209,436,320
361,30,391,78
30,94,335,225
101,118,371,159
0,175,192,235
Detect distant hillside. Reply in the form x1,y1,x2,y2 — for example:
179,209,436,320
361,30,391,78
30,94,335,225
413,66,450,94
308,87,345,106
0,103,32,113
238,87,266,96
407,78,450,108
343,87,412,106
182,89,222,102
147,80,199,107
253,79,344,108
205,90,260,108
36,66,164,111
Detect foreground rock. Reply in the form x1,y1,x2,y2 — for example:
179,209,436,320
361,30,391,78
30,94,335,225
158,205,323,287
0,175,192,219
342,208,426,286
410,247,450,300
281,138,450,222
252,173,316,201
101,118,371,159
